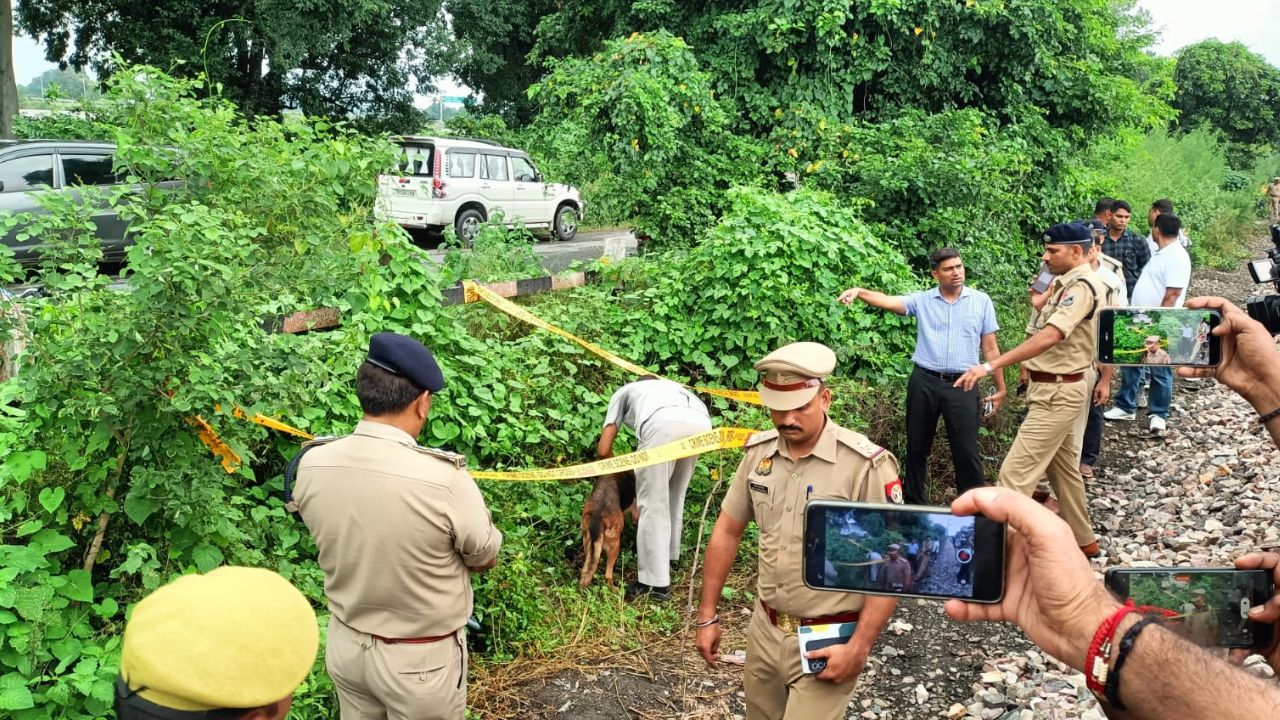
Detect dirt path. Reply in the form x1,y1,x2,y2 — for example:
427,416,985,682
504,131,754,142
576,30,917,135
487,229,1278,719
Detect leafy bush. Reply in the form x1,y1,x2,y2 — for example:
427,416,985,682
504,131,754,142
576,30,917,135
527,30,765,246
1090,128,1257,269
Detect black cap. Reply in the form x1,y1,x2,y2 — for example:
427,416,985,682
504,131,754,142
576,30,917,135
365,333,444,393
1042,222,1092,245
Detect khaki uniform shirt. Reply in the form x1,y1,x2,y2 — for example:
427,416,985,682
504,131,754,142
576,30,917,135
884,556,912,590
295,420,502,637
721,418,902,617
1142,348,1172,364
1269,183,1280,199
1025,263,1101,375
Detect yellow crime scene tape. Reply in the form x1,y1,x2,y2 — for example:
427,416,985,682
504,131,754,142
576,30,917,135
461,280,763,405
194,280,769,475
470,426,758,481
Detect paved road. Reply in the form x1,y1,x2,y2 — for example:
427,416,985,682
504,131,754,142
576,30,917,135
422,228,637,273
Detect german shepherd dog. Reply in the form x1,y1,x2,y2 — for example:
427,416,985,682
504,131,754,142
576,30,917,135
578,470,638,589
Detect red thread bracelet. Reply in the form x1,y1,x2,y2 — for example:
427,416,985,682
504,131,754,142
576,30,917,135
1085,601,1137,694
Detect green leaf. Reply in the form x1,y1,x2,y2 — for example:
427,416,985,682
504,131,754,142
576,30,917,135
30,529,76,555
123,493,159,526
38,487,65,514
94,597,119,618
191,544,224,573
0,684,34,711
62,570,94,603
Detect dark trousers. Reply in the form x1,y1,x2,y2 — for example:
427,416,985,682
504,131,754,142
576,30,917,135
1081,376,1103,466
905,366,984,504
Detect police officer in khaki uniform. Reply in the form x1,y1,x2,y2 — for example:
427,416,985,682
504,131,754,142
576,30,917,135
956,222,1103,557
115,566,319,720
694,342,904,720
295,333,503,720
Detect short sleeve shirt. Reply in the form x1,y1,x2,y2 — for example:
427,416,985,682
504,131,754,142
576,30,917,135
900,286,999,373
1131,242,1191,308
296,420,502,637
1025,264,1101,375
720,419,902,617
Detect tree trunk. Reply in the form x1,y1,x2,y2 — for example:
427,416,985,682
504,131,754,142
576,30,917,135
0,0,19,139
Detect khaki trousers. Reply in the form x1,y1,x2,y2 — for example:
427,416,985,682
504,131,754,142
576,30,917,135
326,617,467,720
998,378,1096,546
744,602,860,720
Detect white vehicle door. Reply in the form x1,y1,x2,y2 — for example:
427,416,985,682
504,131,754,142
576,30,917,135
509,155,548,224
375,143,435,225
479,153,514,223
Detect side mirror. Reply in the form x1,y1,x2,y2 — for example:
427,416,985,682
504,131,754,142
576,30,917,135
534,172,543,183
0,180,5,192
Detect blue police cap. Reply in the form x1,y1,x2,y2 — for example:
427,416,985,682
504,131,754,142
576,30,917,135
1042,222,1092,245
365,333,444,393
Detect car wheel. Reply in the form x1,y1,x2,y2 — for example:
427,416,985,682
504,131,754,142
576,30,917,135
554,204,579,242
454,209,485,246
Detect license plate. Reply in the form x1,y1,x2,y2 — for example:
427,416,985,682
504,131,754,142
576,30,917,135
393,188,416,196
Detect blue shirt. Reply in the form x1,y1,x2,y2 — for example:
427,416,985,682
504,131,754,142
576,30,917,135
901,286,999,373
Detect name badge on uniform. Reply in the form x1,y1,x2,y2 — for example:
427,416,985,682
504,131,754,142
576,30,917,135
750,482,771,496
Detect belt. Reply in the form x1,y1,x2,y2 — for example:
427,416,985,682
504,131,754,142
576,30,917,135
1028,370,1085,384
914,365,965,382
760,600,860,634
369,630,456,645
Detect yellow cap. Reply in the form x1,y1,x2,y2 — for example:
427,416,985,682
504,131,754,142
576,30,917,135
753,342,836,410
120,566,319,711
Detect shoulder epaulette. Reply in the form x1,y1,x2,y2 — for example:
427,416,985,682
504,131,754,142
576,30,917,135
837,428,888,461
414,446,468,469
284,436,342,517
744,429,779,448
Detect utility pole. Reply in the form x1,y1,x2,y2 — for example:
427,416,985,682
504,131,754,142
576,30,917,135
0,0,18,139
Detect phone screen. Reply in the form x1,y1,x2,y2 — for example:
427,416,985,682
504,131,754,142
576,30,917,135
1104,568,1275,648
1097,307,1222,367
803,501,1005,603
1250,258,1274,284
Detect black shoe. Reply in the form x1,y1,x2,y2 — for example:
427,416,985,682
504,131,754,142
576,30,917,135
625,581,670,601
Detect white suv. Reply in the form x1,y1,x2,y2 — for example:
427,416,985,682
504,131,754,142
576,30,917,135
375,136,584,243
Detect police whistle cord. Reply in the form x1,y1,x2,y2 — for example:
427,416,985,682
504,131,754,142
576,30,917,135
460,280,763,405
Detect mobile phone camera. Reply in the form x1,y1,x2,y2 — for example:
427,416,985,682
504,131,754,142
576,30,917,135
1246,224,1280,335
1241,597,1252,619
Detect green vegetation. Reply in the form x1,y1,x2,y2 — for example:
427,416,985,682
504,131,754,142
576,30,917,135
1,0,1277,714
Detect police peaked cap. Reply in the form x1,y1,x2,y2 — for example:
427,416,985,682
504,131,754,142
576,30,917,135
365,332,445,393
1042,222,1093,245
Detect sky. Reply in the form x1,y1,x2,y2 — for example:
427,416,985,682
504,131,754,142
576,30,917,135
12,2,1280,88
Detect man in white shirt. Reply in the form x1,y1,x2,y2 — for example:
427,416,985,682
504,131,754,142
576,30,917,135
1104,213,1192,434
1144,198,1190,254
598,377,712,600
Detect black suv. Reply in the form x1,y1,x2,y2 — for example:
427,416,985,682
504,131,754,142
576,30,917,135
0,139,138,267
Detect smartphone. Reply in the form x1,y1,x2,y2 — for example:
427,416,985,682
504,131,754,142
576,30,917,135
803,501,1006,603
1104,568,1275,649
1096,307,1222,367
1030,263,1055,294
1250,258,1274,284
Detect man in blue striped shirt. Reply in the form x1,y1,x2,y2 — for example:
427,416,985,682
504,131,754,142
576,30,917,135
839,248,1005,504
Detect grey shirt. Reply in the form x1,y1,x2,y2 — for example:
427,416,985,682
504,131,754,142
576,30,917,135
603,379,710,447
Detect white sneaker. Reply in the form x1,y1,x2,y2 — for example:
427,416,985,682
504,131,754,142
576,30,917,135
1104,407,1136,421
1149,415,1167,434
1137,392,1147,408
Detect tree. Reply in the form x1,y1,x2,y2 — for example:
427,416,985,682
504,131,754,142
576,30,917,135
15,0,452,128
1172,40,1280,153
523,0,1172,136
19,67,100,100
1,0,17,138
448,0,553,123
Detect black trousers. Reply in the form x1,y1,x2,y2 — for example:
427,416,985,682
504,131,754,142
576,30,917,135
905,366,985,504
1081,375,1103,466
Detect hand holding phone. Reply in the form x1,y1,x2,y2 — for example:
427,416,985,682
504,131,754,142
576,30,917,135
941,488,1119,669
803,501,1005,603
1097,307,1222,367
